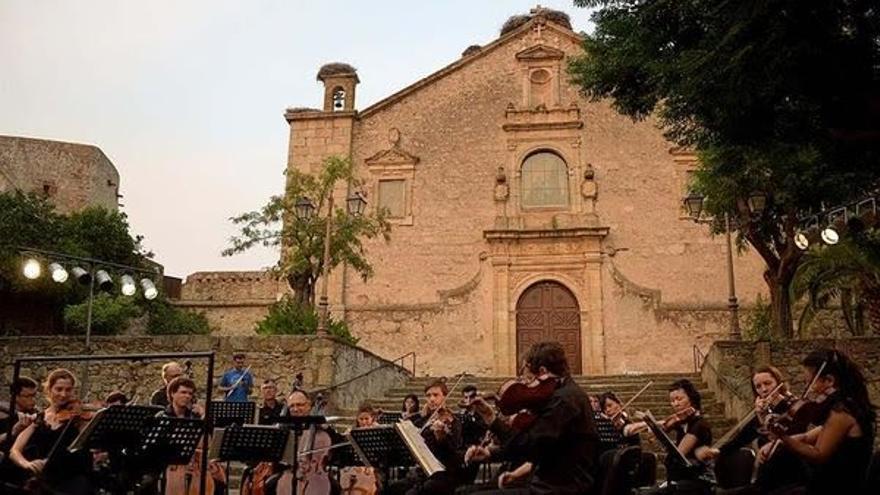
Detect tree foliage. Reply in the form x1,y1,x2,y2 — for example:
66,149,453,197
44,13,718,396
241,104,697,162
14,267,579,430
570,0,880,337
255,296,359,345
792,225,880,336
224,155,391,304
63,293,142,336
144,299,212,335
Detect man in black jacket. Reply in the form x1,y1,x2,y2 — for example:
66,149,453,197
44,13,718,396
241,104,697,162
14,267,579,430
466,342,599,495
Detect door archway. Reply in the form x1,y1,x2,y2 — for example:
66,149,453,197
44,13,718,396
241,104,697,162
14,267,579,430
515,281,582,374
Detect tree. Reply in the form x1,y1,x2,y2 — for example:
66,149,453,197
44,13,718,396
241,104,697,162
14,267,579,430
254,296,358,345
792,225,880,336
0,191,154,334
570,0,880,337
224,156,391,305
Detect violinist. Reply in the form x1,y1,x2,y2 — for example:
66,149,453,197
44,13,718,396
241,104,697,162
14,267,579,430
599,392,645,448
8,369,93,495
355,404,378,428
460,385,488,448
766,349,876,495
703,366,809,492
653,378,713,491
467,341,598,495
388,380,465,495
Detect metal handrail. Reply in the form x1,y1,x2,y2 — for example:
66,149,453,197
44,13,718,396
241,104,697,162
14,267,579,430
693,345,749,403
312,351,416,395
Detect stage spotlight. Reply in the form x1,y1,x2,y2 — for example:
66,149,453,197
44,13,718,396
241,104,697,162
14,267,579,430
71,267,91,285
120,274,136,296
95,270,114,292
140,278,158,300
49,263,69,283
821,226,840,245
22,258,41,280
794,232,810,250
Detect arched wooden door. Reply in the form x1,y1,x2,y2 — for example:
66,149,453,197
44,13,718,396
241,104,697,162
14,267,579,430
516,281,582,374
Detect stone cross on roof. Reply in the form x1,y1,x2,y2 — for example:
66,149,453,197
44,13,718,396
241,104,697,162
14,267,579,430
530,5,548,39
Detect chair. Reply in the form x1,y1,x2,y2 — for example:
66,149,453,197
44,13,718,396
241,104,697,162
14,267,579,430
600,446,643,495
714,447,755,489
636,451,657,487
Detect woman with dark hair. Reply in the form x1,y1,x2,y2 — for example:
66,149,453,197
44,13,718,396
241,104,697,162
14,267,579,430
767,348,876,494
401,393,422,422
598,392,645,447
663,379,713,486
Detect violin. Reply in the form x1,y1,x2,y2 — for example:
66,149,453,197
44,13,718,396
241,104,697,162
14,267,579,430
661,406,696,430
53,399,101,423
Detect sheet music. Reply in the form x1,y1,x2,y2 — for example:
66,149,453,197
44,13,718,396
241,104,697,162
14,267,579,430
394,420,445,476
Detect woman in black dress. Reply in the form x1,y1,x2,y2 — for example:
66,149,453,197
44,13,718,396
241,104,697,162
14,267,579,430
768,349,876,495
8,368,92,494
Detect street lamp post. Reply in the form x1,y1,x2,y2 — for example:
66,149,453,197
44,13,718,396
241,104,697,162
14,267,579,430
683,194,743,340
295,190,367,336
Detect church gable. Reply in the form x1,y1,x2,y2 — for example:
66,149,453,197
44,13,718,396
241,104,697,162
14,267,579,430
358,16,583,119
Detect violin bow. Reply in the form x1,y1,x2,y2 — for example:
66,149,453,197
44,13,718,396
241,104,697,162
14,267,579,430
610,380,654,421
766,360,827,459
712,382,785,450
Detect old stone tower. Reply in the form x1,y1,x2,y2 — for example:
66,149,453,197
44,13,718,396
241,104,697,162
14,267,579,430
192,8,768,376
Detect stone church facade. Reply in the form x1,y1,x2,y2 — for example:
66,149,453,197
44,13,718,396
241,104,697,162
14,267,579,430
182,9,768,376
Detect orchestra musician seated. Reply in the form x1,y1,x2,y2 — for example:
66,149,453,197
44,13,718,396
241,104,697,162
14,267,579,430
764,349,876,495
8,369,93,495
465,341,599,495
702,365,810,493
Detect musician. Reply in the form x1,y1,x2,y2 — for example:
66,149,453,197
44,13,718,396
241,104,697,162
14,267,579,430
262,389,344,495
218,352,253,402
159,376,228,495
704,365,809,492
460,385,489,448
0,376,39,490
663,379,713,490
8,369,93,494
766,349,876,495
355,404,378,428
1,377,38,448
599,391,645,447
258,379,283,425
467,341,599,495
401,393,421,422
103,391,129,407
389,380,465,495
149,361,184,408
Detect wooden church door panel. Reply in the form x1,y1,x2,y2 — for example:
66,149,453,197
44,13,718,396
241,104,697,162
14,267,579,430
516,281,582,374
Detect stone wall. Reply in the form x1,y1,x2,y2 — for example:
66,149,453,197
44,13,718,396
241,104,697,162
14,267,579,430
0,335,410,412
0,135,120,213
700,338,880,446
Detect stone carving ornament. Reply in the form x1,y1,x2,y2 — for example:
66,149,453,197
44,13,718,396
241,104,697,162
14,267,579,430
494,166,510,201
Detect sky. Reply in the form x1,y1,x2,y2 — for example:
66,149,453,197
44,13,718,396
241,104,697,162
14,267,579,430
0,1,593,278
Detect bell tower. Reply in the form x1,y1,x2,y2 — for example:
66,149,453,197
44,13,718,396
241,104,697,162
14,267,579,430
318,63,359,112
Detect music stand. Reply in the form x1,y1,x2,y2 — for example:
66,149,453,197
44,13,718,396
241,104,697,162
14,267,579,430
348,425,415,470
642,412,691,468
209,400,256,427
377,412,402,424
69,405,163,453
275,415,326,495
209,424,290,463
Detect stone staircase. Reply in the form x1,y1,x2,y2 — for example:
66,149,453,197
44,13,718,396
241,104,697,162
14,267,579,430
369,371,736,479
373,372,733,434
